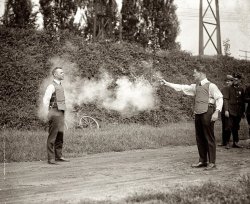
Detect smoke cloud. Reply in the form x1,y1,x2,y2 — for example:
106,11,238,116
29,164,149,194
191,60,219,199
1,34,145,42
103,76,155,112
38,56,158,124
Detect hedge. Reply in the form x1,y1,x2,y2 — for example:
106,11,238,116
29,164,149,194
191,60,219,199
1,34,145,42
1,27,250,129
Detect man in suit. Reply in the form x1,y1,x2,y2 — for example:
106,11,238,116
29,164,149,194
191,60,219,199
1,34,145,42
245,85,250,138
223,73,245,148
220,75,234,149
158,65,223,170
43,67,69,164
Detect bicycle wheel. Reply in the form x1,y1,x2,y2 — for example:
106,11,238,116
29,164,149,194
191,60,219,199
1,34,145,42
79,116,99,129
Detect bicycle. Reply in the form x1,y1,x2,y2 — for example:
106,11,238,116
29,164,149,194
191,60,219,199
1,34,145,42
64,108,99,130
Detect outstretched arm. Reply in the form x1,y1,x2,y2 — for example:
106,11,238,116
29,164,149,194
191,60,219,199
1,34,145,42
155,75,196,96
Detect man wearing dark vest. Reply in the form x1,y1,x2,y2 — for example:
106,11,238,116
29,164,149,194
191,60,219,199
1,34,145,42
158,65,223,170
43,67,69,164
223,73,245,148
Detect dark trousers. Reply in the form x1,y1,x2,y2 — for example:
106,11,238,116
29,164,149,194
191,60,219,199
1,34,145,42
247,114,250,137
221,114,230,145
221,114,228,145
47,109,65,161
226,115,241,143
195,107,216,164
247,114,250,125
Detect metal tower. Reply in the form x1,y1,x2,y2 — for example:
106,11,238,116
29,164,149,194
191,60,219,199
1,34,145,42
199,0,222,55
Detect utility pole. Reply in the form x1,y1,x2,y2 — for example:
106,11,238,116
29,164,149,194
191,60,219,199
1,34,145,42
199,0,222,56
239,50,250,60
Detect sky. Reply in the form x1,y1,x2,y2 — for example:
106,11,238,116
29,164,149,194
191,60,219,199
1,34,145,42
0,0,249,59
175,0,250,59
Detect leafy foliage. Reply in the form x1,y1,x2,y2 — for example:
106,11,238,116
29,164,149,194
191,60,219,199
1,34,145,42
2,0,36,28
121,0,140,42
121,0,180,49
83,0,118,40
39,0,77,33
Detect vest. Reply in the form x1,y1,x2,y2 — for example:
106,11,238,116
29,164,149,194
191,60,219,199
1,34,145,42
194,82,210,114
49,81,66,111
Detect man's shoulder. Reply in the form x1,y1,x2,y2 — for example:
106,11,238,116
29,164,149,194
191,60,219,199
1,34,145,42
208,82,219,89
246,86,250,92
46,83,55,91
47,83,55,87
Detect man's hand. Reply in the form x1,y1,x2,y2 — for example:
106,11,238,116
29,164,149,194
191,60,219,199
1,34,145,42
41,111,49,122
152,73,172,87
225,111,229,118
211,110,219,122
38,106,49,122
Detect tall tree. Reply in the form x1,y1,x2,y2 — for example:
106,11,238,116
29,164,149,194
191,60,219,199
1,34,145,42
3,0,35,28
121,0,142,42
143,0,179,49
83,0,118,40
121,0,179,50
39,0,77,31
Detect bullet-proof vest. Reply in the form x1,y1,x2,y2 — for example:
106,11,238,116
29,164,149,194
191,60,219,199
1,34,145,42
194,82,210,114
49,81,66,111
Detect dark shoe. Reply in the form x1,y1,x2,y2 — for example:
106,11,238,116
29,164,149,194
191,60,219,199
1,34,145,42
218,143,226,147
55,157,70,162
225,144,230,149
48,160,58,165
191,162,207,168
204,163,216,171
232,143,242,148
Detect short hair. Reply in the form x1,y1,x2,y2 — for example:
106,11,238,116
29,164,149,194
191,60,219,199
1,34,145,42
52,67,63,76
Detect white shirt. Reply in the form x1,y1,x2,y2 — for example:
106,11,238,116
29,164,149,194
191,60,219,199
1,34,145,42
43,79,61,110
166,78,223,111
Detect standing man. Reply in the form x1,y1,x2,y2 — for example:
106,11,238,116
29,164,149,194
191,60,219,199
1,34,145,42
220,75,234,149
43,67,69,164
223,73,245,148
244,84,250,138
158,65,223,170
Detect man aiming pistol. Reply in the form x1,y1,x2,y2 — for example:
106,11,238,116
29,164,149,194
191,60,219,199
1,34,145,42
157,65,223,170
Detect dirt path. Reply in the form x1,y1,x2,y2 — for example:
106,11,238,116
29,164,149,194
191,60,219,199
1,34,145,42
1,144,250,204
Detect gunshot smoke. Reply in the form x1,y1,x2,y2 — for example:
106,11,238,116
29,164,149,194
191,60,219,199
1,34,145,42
102,76,155,112
38,56,158,124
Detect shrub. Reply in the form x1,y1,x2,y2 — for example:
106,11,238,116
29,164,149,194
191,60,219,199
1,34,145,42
1,27,250,129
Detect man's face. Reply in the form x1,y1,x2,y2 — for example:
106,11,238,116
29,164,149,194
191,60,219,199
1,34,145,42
226,80,233,86
193,69,202,82
233,78,241,85
54,69,64,80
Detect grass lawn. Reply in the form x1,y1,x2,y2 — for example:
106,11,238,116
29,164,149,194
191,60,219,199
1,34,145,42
122,175,250,204
0,121,228,162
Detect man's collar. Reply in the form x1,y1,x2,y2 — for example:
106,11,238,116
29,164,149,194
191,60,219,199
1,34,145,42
200,78,209,86
53,79,61,85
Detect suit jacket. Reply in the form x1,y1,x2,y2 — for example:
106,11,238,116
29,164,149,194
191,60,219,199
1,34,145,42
221,86,231,114
245,86,250,114
223,85,245,117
